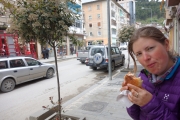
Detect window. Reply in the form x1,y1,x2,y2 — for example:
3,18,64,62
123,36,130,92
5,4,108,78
89,23,92,27
91,48,105,56
111,48,116,55
120,3,124,8
0,61,8,69
111,2,114,8
97,5,100,10
89,32,93,36
10,59,25,68
97,31,101,36
111,11,115,18
88,6,91,11
111,19,117,26
76,22,81,28
88,41,93,45
97,14,100,19
25,58,40,66
97,22,101,27
112,28,116,35
89,15,92,20
115,47,120,54
127,2,129,7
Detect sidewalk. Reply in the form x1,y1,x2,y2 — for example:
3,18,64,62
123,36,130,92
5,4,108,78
61,62,144,120
38,54,77,63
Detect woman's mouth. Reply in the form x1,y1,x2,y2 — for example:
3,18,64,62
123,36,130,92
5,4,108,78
147,63,155,68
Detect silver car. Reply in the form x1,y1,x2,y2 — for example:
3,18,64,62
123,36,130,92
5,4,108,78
0,56,55,92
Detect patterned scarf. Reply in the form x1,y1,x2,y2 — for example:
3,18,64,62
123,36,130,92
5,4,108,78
143,58,178,85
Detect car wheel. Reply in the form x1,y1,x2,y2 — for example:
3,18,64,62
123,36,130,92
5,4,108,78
93,53,103,64
121,57,125,66
92,67,97,70
111,62,115,71
1,78,15,92
46,68,54,79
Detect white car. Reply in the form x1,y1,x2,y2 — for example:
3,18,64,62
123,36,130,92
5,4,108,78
0,56,55,92
119,42,128,50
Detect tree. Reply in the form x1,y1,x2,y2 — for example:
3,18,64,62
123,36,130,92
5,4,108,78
0,0,80,119
117,25,135,69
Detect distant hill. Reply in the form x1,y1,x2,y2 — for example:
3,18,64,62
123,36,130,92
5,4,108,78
135,0,165,25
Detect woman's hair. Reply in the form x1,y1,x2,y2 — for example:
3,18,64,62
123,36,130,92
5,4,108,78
128,26,177,73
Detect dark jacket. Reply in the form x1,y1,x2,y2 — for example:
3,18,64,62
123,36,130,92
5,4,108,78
127,60,180,120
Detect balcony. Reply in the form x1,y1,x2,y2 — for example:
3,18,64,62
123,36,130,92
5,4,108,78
69,26,84,35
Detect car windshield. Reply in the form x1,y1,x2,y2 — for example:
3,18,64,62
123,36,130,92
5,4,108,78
91,48,105,56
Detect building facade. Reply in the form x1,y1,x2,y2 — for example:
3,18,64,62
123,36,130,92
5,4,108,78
164,0,180,54
41,0,85,58
82,0,130,46
117,0,136,25
1,0,85,59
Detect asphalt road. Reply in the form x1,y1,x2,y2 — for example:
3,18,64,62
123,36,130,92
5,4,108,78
0,58,124,120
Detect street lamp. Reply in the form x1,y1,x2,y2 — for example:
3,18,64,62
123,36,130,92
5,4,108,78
141,7,152,24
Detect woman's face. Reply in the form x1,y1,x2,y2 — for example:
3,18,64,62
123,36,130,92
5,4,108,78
133,37,173,75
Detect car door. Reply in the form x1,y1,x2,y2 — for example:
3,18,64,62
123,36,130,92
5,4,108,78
115,47,122,64
111,47,119,65
9,59,30,84
25,58,45,80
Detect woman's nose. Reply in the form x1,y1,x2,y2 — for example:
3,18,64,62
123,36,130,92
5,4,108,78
142,53,150,61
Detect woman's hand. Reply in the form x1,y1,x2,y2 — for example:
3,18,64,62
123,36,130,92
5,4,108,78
120,81,129,91
127,84,153,107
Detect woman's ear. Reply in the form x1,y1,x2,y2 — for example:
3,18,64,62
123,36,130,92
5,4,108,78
164,39,170,51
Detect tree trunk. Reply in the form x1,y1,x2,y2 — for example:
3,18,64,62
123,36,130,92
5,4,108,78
127,40,130,69
52,44,61,120
127,53,130,69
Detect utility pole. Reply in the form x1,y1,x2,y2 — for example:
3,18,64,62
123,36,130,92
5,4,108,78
107,0,112,80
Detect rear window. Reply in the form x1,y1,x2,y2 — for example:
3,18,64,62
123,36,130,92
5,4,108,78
0,61,8,69
91,48,105,56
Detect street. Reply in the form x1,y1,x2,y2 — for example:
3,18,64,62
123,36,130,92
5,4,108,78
0,51,128,120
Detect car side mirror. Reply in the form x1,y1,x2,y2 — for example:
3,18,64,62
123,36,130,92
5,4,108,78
38,62,42,65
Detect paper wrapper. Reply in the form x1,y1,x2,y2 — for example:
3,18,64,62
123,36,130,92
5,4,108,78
116,90,133,108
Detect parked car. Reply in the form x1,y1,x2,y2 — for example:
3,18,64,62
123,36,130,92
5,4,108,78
77,45,94,63
85,45,125,71
119,42,128,50
0,56,55,92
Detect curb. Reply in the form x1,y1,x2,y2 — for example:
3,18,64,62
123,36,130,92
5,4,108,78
41,57,77,63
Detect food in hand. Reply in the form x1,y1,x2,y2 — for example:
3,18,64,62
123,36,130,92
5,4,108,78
124,72,143,90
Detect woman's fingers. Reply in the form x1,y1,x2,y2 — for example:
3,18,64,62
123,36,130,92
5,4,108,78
127,84,140,92
121,81,125,87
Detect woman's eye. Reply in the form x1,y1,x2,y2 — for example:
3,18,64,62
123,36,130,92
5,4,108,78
136,53,141,57
147,47,154,51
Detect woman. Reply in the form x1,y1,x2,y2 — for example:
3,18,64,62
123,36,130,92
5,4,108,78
121,26,180,119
